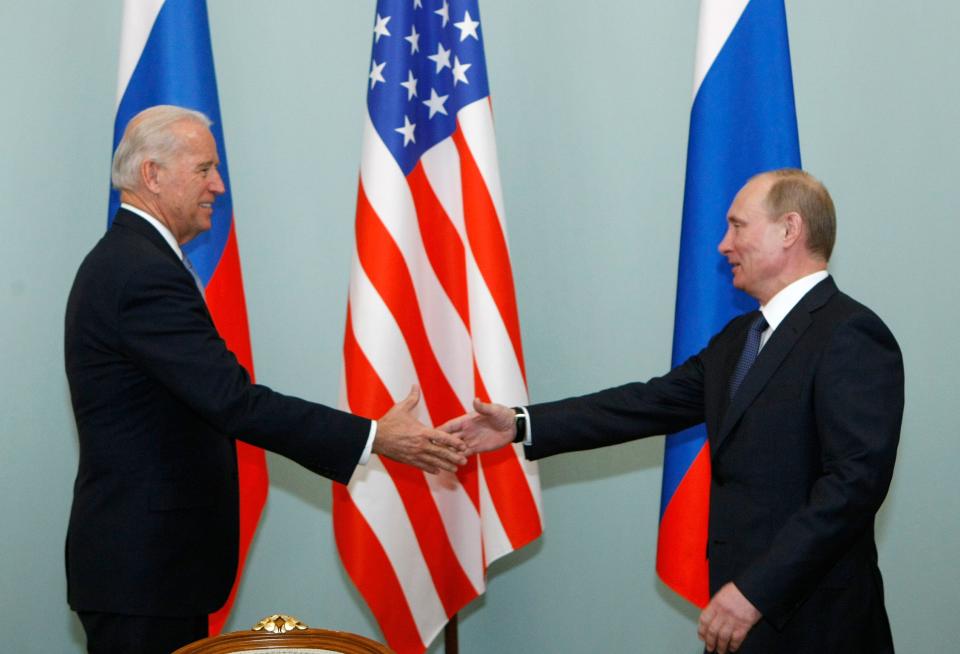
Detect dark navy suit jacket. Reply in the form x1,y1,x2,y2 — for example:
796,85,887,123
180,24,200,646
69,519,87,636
525,277,903,653
64,209,369,616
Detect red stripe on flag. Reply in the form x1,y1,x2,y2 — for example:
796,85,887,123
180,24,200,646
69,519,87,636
205,219,255,374
342,305,392,419
407,162,470,329
451,125,526,383
473,368,541,548
656,442,711,608
354,182,462,425
334,484,425,654
204,219,268,635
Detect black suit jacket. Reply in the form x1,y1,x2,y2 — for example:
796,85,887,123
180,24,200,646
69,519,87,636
525,277,903,653
64,209,370,616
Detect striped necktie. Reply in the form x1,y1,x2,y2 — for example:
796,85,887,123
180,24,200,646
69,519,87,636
729,313,768,398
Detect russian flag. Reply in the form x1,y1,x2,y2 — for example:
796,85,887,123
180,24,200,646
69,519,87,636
656,0,801,607
110,0,267,635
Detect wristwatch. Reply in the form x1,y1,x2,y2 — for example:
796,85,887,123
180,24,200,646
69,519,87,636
512,407,527,444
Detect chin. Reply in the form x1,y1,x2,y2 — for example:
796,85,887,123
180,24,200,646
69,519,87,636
734,281,755,298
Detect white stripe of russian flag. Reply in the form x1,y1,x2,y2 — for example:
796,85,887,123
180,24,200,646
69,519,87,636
115,0,165,105
692,0,750,97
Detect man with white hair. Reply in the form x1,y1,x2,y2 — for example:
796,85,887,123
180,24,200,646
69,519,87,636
64,105,466,654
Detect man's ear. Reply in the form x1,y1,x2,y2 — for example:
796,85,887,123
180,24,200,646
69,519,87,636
140,159,161,194
782,211,803,249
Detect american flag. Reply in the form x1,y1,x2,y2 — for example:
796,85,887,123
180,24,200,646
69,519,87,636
333,1,543,652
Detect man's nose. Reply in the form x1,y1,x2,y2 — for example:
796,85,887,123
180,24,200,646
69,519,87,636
209,168,226,195
717,228,732,255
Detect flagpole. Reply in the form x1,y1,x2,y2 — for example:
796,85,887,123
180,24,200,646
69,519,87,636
444,613,458,654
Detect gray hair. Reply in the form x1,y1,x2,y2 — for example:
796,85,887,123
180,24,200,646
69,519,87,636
111,105,213,191
762,168,837,262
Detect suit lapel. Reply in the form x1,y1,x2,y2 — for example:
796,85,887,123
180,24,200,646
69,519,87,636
112,209,215,322
112,209,184,266
714,277,838,452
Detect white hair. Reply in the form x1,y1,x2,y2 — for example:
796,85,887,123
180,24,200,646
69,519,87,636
110,105,213,191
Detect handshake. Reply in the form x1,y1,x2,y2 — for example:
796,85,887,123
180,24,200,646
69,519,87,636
372,387,520,474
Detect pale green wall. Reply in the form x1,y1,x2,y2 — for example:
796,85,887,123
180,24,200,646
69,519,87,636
1,1,956,652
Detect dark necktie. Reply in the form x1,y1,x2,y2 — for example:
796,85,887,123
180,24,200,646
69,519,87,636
729,313,768,398
182,254,205,299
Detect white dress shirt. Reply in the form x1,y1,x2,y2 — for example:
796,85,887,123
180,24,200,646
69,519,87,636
758,270,829,351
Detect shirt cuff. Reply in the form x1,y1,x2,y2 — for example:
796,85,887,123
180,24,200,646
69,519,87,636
518,406,532,446
358,420,377,465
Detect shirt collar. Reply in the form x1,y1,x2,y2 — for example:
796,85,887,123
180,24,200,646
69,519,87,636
760,270,830,336
120,203,184,261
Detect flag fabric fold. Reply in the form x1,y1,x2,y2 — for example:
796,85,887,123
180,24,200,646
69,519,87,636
657,0,801,608
334,1,543,652
111,0,267,635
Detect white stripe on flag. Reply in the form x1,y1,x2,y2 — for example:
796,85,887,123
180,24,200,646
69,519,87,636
692,0,751,97
423,473,485,593
468,258,527,405
515,447,544,530
457,100,507,236
477,458,515,561
420,139,466,239
116,0,166,105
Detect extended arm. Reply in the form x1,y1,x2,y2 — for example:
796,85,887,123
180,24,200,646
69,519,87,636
119,263,464,479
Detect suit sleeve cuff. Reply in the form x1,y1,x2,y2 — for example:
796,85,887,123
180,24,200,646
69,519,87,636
358,420,377,465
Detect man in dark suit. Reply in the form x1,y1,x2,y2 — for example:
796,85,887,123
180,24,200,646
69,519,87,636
65,105,467,654
442,169,904,654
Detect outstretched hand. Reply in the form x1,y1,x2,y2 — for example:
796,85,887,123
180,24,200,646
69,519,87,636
374,386,467,474
439,398,517,455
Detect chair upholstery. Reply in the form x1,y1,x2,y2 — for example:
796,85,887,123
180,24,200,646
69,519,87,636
172,615,394,654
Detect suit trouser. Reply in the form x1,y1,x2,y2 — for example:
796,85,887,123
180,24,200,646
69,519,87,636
78,611,208,654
